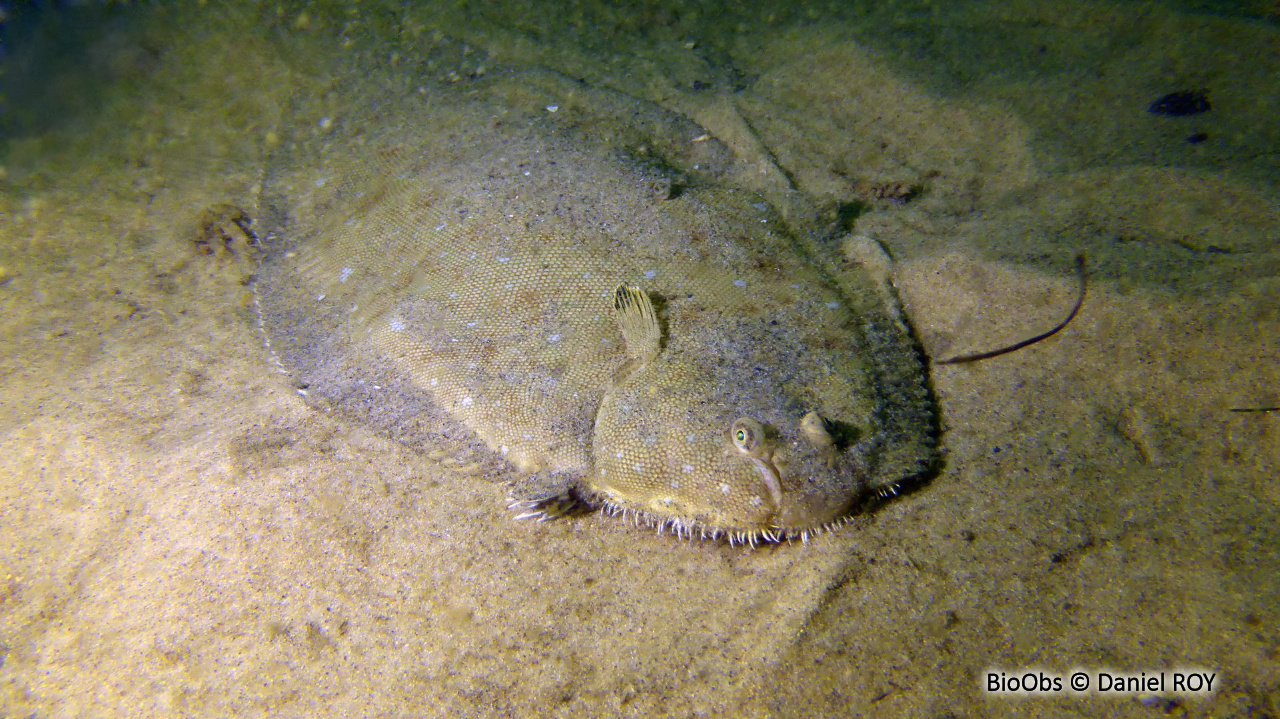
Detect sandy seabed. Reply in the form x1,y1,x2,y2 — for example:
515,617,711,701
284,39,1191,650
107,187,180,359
0,2,1277,717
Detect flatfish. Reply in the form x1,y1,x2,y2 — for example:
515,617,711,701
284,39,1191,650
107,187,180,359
254,69,938,543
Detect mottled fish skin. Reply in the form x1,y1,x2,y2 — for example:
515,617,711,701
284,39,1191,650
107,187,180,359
256,80,938,543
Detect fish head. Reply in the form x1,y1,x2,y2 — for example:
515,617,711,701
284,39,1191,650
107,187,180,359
589,320,875,540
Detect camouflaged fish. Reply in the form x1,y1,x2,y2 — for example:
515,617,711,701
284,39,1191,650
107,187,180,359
254,72,938,544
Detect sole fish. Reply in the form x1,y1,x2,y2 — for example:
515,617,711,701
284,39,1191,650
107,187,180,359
255,69,938,543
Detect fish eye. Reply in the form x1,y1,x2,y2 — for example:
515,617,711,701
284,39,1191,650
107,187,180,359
730,418,765,455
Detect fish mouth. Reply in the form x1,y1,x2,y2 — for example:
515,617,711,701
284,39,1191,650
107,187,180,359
746,455,784,511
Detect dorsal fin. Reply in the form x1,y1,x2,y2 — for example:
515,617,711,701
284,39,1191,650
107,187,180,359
612,284,662,364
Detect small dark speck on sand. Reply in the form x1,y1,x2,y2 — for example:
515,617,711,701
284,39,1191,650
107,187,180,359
1148,90,1210,116
1186,131,1209,144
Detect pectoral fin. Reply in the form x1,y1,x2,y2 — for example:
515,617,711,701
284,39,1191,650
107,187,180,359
612,284,662,364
